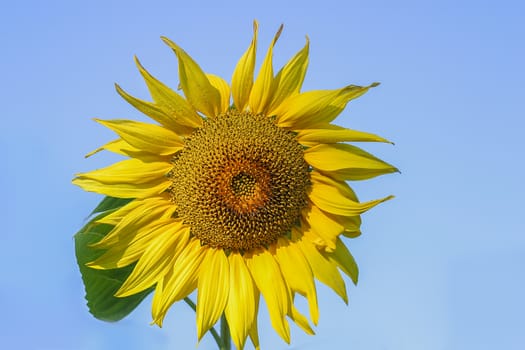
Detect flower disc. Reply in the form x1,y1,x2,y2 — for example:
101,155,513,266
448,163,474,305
169,111,310,251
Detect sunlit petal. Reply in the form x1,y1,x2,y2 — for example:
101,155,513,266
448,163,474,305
231,20,258,111
162,37,221,117
196,248,230,340
248,24,283,114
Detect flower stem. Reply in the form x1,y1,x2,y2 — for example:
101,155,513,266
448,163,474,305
220,314,231,350
183,297,223,348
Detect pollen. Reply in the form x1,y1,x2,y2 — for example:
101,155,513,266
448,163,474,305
168,111,310,251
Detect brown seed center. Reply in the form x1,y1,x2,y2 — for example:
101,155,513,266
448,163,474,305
168,111,310,251
220,162,271,214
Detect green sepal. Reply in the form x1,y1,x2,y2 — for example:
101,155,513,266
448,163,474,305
75,196,152,322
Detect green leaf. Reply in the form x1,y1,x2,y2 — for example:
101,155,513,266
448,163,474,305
75,197,152,322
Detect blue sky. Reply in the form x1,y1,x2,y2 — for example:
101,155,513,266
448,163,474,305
1,0,524,349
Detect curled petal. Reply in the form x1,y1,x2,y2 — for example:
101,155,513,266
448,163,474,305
309,171,394,216
301,204,343,251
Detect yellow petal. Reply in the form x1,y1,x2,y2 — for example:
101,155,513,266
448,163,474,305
267,37,309,114
301,227,325,248
340,215,362,238
196,249,230,341
115,83,183,132
248,306,261,350
134,57,203,130
246,248,291,343
248,24,283,114
225,253,258,350
323,237,359,285
87,219,179,269
116,220,188,297
309,171,394,216
296,124,392,147
206,74,231,114
95,119,183,155
94,196,177,249
274,238,319,325
156,238,204,323
74,158,172,185
305,143,398,180
313,170,357,199
151,277,165,326
302,204,343,251
274,83,379,129
288,303,314,335
94,197,144,226
94,196,175,247
297,232,348,303
72,177,171,199
231,21,258,111
162,37,221,118
314,83,379,122
303,205,361,242
85,138,142,158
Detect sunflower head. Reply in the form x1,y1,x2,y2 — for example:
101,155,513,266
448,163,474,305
74,21,396,349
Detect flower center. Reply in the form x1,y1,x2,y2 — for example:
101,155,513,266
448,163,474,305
168,111,310,251
231,172,256,196
225,168,270,213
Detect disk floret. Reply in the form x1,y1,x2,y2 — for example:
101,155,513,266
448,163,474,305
169,111,310,251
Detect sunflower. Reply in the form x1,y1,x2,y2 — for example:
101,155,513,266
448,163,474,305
73,21,396,349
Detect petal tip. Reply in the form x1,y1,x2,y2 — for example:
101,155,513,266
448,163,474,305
133,55,142,68
84,261,103,270
275,23,284,41
161,36,180,52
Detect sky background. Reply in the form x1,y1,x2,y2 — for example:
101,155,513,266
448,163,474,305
1,0,524,349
